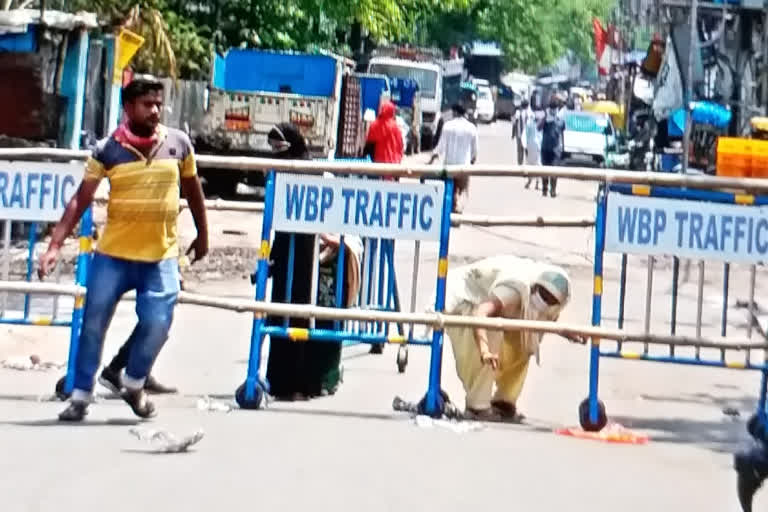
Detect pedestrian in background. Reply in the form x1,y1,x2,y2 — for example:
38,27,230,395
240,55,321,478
429,104,479,213
512,100,527,166
523,99,541,190
538,97,565,198
40,78,209,422
363,100,403,354
364,100,404,174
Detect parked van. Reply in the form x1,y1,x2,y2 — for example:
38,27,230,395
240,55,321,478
562,111,615,165
476,85,495,123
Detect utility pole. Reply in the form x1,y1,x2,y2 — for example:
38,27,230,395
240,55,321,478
682,0,698,174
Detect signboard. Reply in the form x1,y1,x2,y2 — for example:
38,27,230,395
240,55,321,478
273,174,445,241
0,161,84,222
605,191,768,263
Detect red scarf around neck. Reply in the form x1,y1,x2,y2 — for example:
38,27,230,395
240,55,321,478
114,122,162,151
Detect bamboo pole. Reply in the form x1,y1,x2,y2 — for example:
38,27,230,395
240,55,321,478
451,214,595,227
2,280,766,352
93,197,594,227
3,148,768,192
124,199,599,227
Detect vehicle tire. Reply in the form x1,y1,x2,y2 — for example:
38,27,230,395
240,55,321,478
420,133,433,152
405,136,414,156
202,171,239,199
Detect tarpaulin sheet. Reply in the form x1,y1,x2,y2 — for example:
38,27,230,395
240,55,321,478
389,78,419,108
359,76,388,114
212,53,226,89
213,50,337,97
0,27,36,52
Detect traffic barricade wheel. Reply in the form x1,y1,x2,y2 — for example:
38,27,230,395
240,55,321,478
396,346,408,374
55,376,70,401
578,397,608,432
747,413,768,443
235,381,264,410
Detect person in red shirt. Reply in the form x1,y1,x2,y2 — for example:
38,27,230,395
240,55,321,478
363,100,403,355
364,100,404,169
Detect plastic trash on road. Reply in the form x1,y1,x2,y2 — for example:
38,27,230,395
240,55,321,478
1,355,64,372
414,415,486,434
129,427,205,453
196,395,234,413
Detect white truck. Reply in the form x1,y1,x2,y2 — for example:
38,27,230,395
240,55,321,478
194,49,352,197
367,46,445,150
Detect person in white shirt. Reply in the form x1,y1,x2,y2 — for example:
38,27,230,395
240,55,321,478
557,95,574,120
523,101,542,190
512,100,528,165
429,104,479,213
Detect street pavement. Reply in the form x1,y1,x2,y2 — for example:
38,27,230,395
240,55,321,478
0,121,763,511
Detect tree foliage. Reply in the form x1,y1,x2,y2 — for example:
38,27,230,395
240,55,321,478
65,0,210,79
423,0,616,73
42,0,613,78
546,0,615,64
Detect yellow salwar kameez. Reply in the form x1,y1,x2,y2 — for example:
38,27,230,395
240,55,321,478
443,255,571,411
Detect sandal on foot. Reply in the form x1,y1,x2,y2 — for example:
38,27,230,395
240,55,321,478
121,388,157,419
491,401,526,423
58,401,88,422
465,407,504,423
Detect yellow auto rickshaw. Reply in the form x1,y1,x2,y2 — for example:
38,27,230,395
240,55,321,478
583,101,625,132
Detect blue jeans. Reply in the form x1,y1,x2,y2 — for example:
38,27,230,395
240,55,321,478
71,253,180,400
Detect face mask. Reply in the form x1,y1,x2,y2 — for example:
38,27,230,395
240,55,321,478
530,289,556,315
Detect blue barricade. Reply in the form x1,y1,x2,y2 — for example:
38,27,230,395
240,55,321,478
321,157,409,372
235,168,454,416
584,182,768,431
0,159,92,397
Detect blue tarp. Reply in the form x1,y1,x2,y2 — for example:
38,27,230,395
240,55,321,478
0,27,37,52
389,78,419,108
212,53,226,89
211,50,337,97
669,101,732,135
359,75,389,114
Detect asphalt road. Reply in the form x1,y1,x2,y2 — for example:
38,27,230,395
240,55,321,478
0,120,763,511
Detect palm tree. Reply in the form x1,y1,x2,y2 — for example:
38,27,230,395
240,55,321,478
120,2,177,79
20,0,181,78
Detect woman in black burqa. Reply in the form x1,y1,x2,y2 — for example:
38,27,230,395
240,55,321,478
265,123,355,400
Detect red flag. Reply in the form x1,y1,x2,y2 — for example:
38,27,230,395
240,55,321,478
593,18,610,76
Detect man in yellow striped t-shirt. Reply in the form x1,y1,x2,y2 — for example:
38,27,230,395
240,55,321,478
39,78,209,422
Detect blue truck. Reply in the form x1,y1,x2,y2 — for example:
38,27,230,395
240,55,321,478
194,49,352,196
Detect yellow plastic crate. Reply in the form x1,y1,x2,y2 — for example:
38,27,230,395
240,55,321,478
717,137,752,178
752,139,768,178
